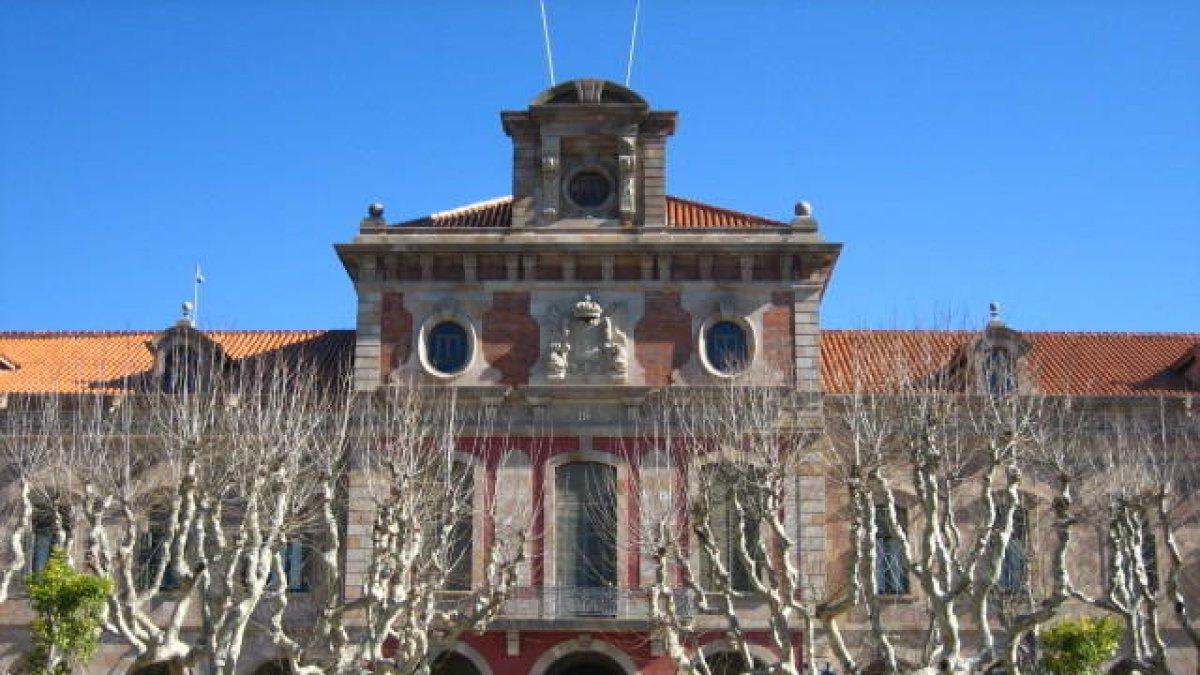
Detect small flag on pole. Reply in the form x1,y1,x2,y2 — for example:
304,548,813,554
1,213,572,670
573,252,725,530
195,265,206,284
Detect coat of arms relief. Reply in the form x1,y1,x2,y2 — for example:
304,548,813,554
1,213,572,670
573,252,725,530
544,295,629,383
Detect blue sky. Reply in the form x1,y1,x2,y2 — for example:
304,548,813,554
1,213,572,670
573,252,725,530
2,1,1197,333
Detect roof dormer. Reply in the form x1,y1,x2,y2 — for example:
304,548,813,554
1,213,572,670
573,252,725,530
941,304,1032,394
147,305,229,393
501,78,677,229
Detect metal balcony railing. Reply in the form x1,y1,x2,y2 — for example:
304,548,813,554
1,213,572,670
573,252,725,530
497,586,696,620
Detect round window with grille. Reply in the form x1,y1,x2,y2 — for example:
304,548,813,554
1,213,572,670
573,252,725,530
566,170,612,209
425,321,470,375
704,321,750,374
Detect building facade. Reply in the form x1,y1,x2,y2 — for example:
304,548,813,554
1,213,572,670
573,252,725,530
1,80,1198,675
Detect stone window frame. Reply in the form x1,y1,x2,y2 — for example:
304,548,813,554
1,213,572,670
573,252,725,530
416,311,478,380
697,313,758,379
541,451,630,593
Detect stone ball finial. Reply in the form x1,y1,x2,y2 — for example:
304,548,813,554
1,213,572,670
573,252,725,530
794,201,813,217
368,202,385,219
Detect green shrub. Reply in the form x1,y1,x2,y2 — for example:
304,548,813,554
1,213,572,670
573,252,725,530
24,547,113,675
1039,615,1123,675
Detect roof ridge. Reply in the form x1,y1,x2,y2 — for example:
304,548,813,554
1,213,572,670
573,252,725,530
0,329,352,338
821,329,1200,338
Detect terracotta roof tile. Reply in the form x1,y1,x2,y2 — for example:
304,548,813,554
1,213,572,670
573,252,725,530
821,330,1200,396
389,196,787,229
0,330,354,394
665,195,787,229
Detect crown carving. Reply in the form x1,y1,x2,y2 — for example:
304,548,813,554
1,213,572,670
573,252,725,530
572,294,604,321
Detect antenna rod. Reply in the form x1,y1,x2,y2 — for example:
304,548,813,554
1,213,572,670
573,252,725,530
624,0,642,86
539,0,556,85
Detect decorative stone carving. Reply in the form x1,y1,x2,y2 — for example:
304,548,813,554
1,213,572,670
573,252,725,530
544,294,629,383
618,136,638,223
541,138,561,221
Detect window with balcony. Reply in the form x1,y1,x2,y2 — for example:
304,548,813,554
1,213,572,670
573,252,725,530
555,462,617,610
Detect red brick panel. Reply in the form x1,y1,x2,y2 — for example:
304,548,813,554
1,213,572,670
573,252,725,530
380,292,412,382
634,292,693,385
763,291,795,379
482,292,540,385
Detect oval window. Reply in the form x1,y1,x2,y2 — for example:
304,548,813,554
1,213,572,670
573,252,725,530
426,321,470,374
567,170,611,208
705,321,749,374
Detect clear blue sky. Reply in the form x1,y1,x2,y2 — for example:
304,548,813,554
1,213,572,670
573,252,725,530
2,1,1197,333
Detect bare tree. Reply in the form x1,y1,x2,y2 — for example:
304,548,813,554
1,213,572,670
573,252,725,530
0,393,76,603
635,378,829,675
1059,402,1200,675
267,382,534,675
822,360,1078,675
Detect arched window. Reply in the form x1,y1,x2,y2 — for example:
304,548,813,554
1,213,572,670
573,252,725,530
875,504,909,595
556,462,617,613
705,321,749,374
700,464,766,592
426,322,470,375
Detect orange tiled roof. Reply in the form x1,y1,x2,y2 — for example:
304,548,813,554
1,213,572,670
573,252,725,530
391,196,788,229
2,329,1194,397
0,330,354,394
821,330,1200,396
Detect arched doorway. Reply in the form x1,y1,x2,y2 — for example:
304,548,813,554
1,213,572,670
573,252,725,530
251,660,292,675
544,652,627,675
705,651,756,675
431,651,484,675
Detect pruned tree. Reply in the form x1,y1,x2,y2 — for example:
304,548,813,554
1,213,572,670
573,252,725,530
266,382,535,675
634,377,829,675
0,393,75,603
822,358,1074,675
1061,402,1200,675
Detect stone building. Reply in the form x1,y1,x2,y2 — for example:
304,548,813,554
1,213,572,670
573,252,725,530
1,80,1197,674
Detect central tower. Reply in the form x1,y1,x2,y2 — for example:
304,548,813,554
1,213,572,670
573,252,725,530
502,78,677,228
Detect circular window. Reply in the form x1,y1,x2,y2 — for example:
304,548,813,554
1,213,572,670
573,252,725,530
704,321,750,374
566,170,612,208
425,321,470,375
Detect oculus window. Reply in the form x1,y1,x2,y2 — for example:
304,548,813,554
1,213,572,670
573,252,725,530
426,322,470,375
566,170,612,209
705,321,750,374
